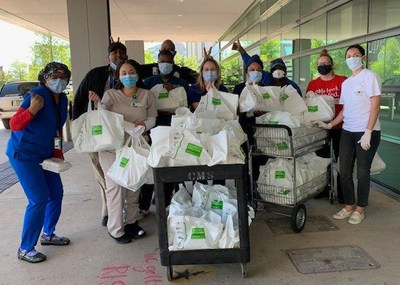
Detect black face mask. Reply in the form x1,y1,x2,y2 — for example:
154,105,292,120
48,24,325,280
318,64,333,75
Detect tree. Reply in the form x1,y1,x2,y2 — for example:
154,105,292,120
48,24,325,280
221,57,239,87
144,50,156,64
174,54,199,71
370,37,400,81
7,61,28,81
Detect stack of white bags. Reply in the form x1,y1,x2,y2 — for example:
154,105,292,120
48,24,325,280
167,182,253,250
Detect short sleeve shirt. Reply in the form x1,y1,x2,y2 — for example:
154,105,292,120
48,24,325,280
101,88,157,124
339,69,381,132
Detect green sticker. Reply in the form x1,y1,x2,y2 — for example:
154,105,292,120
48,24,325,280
277,142,288,150
158,92,169,99
275,171,286,179
212,97,222,105
281,93,289,101
185,143,203,157
191,227,206,239
262,93,271,99
119,157,129,168
278,189,292,195
211,200,223,210
268,120,279,125
308,105,319,112
92,125,103,135
239,147,245,156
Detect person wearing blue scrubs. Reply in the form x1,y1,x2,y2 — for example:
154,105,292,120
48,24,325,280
6,62,71,263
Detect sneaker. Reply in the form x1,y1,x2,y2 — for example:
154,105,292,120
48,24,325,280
108,232,132,244
18,248,47,263
40,234,70,246
125,221,146,239
332,208,353,220
348,211,364,225
140,209,150,216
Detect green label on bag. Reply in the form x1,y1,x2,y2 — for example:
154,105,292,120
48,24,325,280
191,227,206,239
185,143,203,157
119,157,129,168
262,93,271,99
158,92,169,99
275,171,286,179
308,105,318,112
277,142,288,150
92,125,103,135
211,200,223,210
239,147,245,156
278,189,291,195
281,93,289,101
212,97,222,105
268,120,279,125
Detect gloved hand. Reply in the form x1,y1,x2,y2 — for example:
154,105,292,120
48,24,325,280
358,129,372,150
314,121,332,129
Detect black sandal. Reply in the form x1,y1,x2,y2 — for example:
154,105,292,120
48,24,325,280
125,222,146,239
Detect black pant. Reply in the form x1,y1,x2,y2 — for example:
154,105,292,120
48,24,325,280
139,183,177,211
339,130,380,207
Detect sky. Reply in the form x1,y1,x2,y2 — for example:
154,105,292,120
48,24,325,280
0,20,36,72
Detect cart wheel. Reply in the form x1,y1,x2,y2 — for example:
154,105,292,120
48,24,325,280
167,266,173,281
241,263,247,278
291,204,306,233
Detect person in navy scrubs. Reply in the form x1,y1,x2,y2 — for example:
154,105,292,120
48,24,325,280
6,62,71,263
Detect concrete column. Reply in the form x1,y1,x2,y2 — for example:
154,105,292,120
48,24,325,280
125,40,145,64
66,0,110,92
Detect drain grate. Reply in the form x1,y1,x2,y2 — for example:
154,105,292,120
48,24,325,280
286,245,380,274
265,215,339,235
0,141,75,194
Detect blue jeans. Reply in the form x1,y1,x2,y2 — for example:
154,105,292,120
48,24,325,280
339,130,380,207
9,158,64,251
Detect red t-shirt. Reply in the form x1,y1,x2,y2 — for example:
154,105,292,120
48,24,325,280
307,75,347,129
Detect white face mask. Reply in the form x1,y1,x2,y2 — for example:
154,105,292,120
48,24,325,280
346,57,363,71
272,69,285,79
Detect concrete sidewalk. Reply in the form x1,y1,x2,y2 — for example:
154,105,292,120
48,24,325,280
0,146,399,285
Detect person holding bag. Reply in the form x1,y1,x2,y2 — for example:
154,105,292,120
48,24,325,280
6,62,72,263
90,59,157,243
317,44,381,224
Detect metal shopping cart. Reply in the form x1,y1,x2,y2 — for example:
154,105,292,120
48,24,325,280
249,124,331,232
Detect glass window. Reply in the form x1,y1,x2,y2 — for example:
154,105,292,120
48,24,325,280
327,0,368,43
300,14,327,50
242,24,261,49
300,0,327,16
266,9,281,35
247,4,260,24
261,19,267,39
281,27,299,56
281,0,299,27
260,36,281,66
221,57,240,91
369,0,400,33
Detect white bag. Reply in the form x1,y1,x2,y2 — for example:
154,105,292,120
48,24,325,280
281,85,307,116
303,91,334,123
41,158,72,173
106,136,152,191
71,103,124,153
256,111,301,129
338,152,386,175
195,88,238,120
150,84,187,112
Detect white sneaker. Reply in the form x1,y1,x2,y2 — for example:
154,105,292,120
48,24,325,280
332,208,353,220
348,211,364,224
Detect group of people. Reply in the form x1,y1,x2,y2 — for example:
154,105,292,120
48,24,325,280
6,36,381,263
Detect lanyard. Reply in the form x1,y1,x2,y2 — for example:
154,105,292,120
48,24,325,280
51,95,62,135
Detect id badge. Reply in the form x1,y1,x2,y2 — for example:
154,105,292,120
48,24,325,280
54,137,62,150
131,102,143,108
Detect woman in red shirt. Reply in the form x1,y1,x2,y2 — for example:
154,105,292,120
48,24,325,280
307,49,347,202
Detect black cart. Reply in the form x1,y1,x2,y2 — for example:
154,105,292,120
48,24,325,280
153,164,250,280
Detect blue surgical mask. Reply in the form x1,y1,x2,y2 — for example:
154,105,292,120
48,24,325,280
48,78,68,94
346,57,363,71
203,70,218,83
120,75,138,88
158,62,173,75
248,71,262,83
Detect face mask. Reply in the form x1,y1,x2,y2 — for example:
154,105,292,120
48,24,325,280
120,75,138,88
158,62,173,75
203,70,218,83
318,65,333,75
346,57,363,71
272,69,285,79
247,71,262,83
48,78,68,94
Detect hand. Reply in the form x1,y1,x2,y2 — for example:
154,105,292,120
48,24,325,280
203,47,212,60
305,91,314,98
314,121,332,129
358,129,372,150
232,39,244,53
28,92,44,116
135,121,146,127
88,91,100,102
163,82,174,92
206,81,215,91
110,36,120,43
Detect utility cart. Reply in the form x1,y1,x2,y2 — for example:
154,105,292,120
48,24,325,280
153,164,250,280
249,124,331,233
